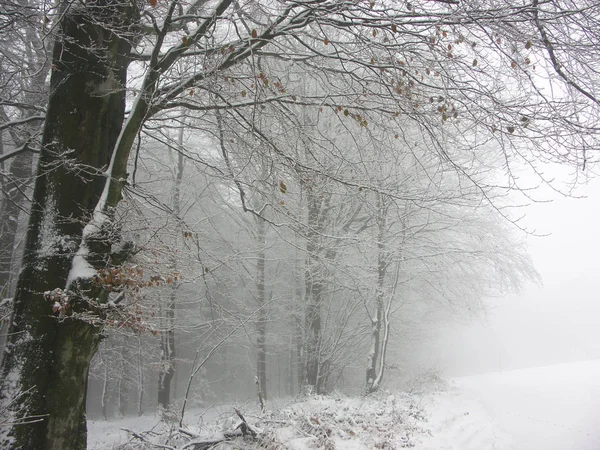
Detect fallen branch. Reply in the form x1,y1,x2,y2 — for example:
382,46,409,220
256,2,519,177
235,408,258,438
124,409,259,450
121,428,175,449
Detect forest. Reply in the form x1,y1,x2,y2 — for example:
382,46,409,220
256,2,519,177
0,0,599,449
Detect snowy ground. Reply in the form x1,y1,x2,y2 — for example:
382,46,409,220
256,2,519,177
450,359,600,450
88,359,600,449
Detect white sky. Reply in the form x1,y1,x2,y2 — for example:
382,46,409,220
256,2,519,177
425,175,600,376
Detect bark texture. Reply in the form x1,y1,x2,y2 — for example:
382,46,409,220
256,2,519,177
0,2,137,448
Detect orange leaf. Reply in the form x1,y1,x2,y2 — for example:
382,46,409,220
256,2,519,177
251,29,258,39
148,0,157,7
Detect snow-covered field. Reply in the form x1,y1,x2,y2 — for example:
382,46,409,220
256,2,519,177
451,359,600,450
88,359,600,449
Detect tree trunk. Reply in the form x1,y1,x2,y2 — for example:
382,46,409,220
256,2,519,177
294,268,303,395
158,289,176,409
304,192,326,393
0,2,136,448
0,26,49,366
366,195,402,394
101,361,109,421
0,9,48,304
0,149,32,369
256,216,268,401
158,127,184,410
118,341,129,418
0,150,33,300
137,333,145,417
288,328,295,396
367,195,387,393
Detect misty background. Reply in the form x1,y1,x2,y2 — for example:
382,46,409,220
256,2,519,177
429,177,600,376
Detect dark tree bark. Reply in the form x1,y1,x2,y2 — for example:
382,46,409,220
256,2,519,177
0,2,138,448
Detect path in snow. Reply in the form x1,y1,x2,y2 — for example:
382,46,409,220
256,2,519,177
418,359,600,450
415,386,514,450
454,359,600,450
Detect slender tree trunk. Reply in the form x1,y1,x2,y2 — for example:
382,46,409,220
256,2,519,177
0,28,49,365
0,3,136,448
158,133,183,410
256,216,268,401
137,334,144,417
304,192,325,393
366,196,404,394
288,329,295,396
0,148,32,370
158,289,176,409
367,195,387,393
101,363,109,421
0,150,33,300
118,340,129,418
0,11,48,303
294,268,303,395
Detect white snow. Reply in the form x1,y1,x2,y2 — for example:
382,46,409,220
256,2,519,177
449,359,600,450
37,192,59,261
87,360,600,449
66,244,96,288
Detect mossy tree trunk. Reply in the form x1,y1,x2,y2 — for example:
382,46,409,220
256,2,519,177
0,2,137,448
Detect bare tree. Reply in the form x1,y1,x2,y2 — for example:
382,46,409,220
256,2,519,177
0,0,49,304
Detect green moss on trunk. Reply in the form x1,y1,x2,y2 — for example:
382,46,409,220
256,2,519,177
0,2,138,448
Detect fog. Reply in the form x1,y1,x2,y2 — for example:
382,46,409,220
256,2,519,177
428,177,600,376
